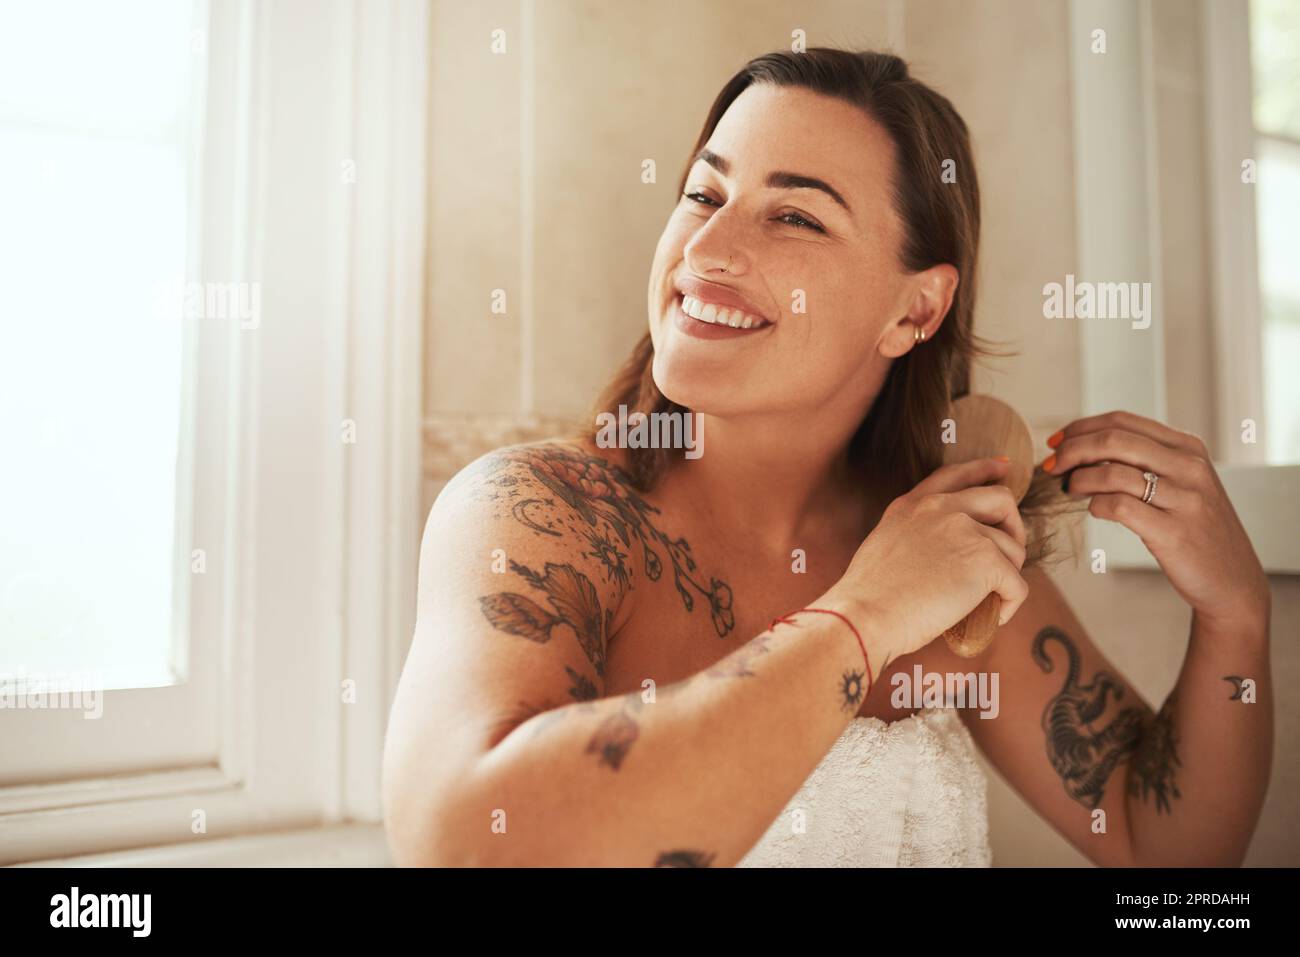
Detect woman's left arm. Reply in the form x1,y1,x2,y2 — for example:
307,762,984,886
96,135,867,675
959,410,1273,867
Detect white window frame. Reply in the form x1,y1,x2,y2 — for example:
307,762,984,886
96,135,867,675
0,0,428,864
1068,0,1299,574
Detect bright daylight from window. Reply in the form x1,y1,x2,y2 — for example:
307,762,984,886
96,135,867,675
0,0,203,689
1252,0,1300,464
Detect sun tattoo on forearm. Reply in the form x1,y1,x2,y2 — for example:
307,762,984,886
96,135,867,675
839,669,866,714
465,443,735,636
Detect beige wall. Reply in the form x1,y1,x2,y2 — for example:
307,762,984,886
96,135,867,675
423,0,1298,866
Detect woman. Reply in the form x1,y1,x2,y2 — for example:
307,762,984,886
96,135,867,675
382,49,1273,867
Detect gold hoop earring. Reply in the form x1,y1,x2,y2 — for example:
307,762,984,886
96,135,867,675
913,323,927,343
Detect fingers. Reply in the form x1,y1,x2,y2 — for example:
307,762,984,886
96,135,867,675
913,456,1011,496
943,484,1027,550
989,558,1030,625
1063,461,1190,512
1085,491,1180,549
939,481,1029,624
945,522,1028,626
969,519,1027,570
1051,409,1207,457
1046,427,1193,483
903,456,1030,627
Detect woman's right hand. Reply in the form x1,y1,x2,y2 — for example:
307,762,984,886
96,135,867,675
826,456,1029,667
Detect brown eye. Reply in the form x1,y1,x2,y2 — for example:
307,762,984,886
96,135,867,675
777,211,825,233
683,190,720,207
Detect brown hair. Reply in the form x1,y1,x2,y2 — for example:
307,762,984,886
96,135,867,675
591,48,1081,566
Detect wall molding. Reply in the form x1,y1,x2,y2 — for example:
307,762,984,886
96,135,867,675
422,412,582,484
339,0,432,822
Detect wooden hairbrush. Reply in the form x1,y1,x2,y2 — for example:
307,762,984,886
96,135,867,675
939,394,1035,657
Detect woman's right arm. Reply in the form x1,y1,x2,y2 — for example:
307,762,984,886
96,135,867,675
381,445,1027,867
427,597,878,868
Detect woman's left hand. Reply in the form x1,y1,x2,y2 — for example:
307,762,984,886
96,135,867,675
1043,409,1270,633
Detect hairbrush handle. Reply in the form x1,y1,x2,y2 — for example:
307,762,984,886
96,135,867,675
942,593,1004,657
938,394,1035,659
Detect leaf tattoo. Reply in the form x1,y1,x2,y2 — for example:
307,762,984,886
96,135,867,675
479,559,611,677
478,593,556,643
565,665,598,702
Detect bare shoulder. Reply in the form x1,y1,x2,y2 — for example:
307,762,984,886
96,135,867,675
418,437,648,636
427,437,649,562
388,437,646,827
435,436,637,526
429,435,737,643
402,437,644,739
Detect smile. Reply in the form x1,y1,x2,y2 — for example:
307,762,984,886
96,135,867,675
671,294,774,340
679,295,772,329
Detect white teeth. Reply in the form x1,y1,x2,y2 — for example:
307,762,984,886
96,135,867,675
679,294,768,329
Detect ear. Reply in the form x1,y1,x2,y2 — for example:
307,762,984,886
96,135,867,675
877,264,960,359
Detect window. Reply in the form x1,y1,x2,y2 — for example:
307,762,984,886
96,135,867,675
1250,0,1300,465
0,0,428,864
1070,0,1300,574
0,0,205,691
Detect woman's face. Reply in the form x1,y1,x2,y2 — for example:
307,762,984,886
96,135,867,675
647,83,944,420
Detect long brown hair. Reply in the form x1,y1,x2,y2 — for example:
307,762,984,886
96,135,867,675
591,48,1080,566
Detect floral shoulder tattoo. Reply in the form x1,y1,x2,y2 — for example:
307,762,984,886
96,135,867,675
463,442,735,638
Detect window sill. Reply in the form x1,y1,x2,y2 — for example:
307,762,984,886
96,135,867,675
15,823,391,868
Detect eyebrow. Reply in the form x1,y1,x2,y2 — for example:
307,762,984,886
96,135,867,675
691,147,853,214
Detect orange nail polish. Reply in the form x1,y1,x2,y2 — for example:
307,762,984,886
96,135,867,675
1047,429,1064,449
994,455,1010,462
1042,453,1057,471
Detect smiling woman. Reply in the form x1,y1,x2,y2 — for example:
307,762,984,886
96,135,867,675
624,57,1012,501
382,47,1270,869
383,47,1062,868
612,50,1071,546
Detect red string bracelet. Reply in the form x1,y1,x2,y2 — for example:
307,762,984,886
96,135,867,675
769,607,874,697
